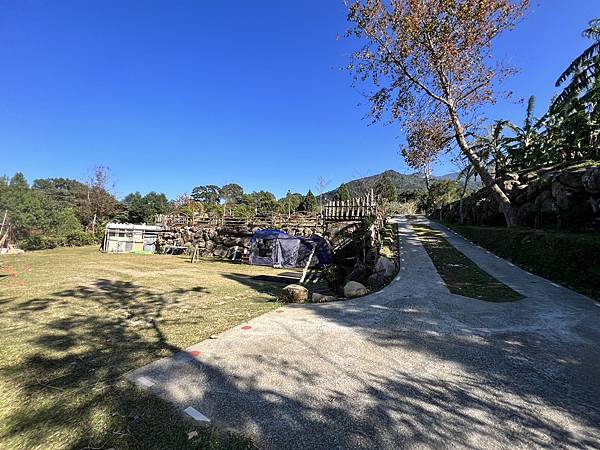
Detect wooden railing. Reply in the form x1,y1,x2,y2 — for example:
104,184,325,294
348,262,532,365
156,192,378,228
322,190,377,221
155,212,321,229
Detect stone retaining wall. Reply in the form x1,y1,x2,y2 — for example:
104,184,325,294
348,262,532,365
158,220,381,261
440,165,600,230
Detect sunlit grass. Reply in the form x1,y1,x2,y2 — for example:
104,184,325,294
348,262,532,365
413,225,522,302
0,246,289,449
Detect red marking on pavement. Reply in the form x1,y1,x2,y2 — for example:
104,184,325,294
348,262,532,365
187,350,201,357
241,325,252,330
276,310,284,314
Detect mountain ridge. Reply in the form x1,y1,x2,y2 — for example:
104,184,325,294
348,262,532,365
323,169,481,200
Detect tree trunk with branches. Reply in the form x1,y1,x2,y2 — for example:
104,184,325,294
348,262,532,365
346,0,528,227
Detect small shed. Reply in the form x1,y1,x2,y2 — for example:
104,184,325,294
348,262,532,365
102,223,163,253
249,229,332,269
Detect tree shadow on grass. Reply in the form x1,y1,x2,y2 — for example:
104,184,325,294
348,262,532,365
1,279,253,449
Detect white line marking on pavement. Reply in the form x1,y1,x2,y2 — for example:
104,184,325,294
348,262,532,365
136,376,155,387
551,282,560,288
184,406,210,422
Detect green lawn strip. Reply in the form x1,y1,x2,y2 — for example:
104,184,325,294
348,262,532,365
0,247,287,449
439,221,600,301
412,225,523,302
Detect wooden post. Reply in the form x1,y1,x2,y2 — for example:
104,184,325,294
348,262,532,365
0,210,7,238
299,243,317,285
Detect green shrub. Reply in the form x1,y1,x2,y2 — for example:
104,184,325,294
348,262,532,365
64,231,96,247
22,235,63,250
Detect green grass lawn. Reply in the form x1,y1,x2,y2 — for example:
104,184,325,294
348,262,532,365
413,225,523,302
0,246,293,449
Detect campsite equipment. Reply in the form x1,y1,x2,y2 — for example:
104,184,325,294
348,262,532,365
248,229,332,269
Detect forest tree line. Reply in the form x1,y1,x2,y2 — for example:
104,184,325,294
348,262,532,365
0,168,346,250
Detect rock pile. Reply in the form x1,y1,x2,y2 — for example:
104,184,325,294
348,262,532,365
158,224,316,258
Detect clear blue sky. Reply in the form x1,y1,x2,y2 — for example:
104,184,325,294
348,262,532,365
0,1,597,199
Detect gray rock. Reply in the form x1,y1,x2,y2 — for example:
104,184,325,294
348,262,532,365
343,281,368,298
527,179,542,201
582,167,600,194
366,272,387,290
374,256,396,278
552,181,580,211
559,169,586,189
348,263,370,284
311,293,337,303
212,244,228,258
281,284,309,303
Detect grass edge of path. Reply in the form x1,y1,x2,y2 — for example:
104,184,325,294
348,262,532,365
412,224,523,302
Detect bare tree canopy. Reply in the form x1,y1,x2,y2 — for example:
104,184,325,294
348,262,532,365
346,0,529,226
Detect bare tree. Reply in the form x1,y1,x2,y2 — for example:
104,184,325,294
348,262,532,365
346,0,528,226
402,118,451,193
316,176,332,214
82,166,117,234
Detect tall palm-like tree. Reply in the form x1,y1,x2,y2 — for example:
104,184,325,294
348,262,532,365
470,120,512,175
505,96,544,168
552,18,600,112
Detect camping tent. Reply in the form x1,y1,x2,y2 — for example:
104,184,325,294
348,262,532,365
249,229,332,269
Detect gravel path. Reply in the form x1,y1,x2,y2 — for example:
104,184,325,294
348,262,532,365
128,216,600,449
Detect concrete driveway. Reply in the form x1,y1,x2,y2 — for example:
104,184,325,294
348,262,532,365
128,217,600,449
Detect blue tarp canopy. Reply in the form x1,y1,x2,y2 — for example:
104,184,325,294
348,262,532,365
252,229,289,240
249,229,332,269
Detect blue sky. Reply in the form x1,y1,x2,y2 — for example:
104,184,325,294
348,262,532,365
0,1,598,199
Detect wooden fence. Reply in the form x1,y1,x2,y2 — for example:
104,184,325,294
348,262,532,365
155,211,321,229
155,192,378,228
322,190,377,221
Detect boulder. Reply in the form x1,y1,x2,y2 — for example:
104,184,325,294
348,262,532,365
281,284,309,303
212,244,228,258
374,256,396,278
552,181,580,211
559,169,586,189
343,281,368,298
311,293,337,303
220,235,240,247
582,167,600,194
347,263,371,284
366,272,387,290
526,179,542,201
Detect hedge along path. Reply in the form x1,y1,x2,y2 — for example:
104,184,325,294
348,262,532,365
412,225,523,302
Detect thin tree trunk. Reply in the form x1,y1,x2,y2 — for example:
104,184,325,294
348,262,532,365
459,170,470,224
447,106,518,227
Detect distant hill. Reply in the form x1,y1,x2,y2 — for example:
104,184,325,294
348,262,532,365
323,169,481,200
